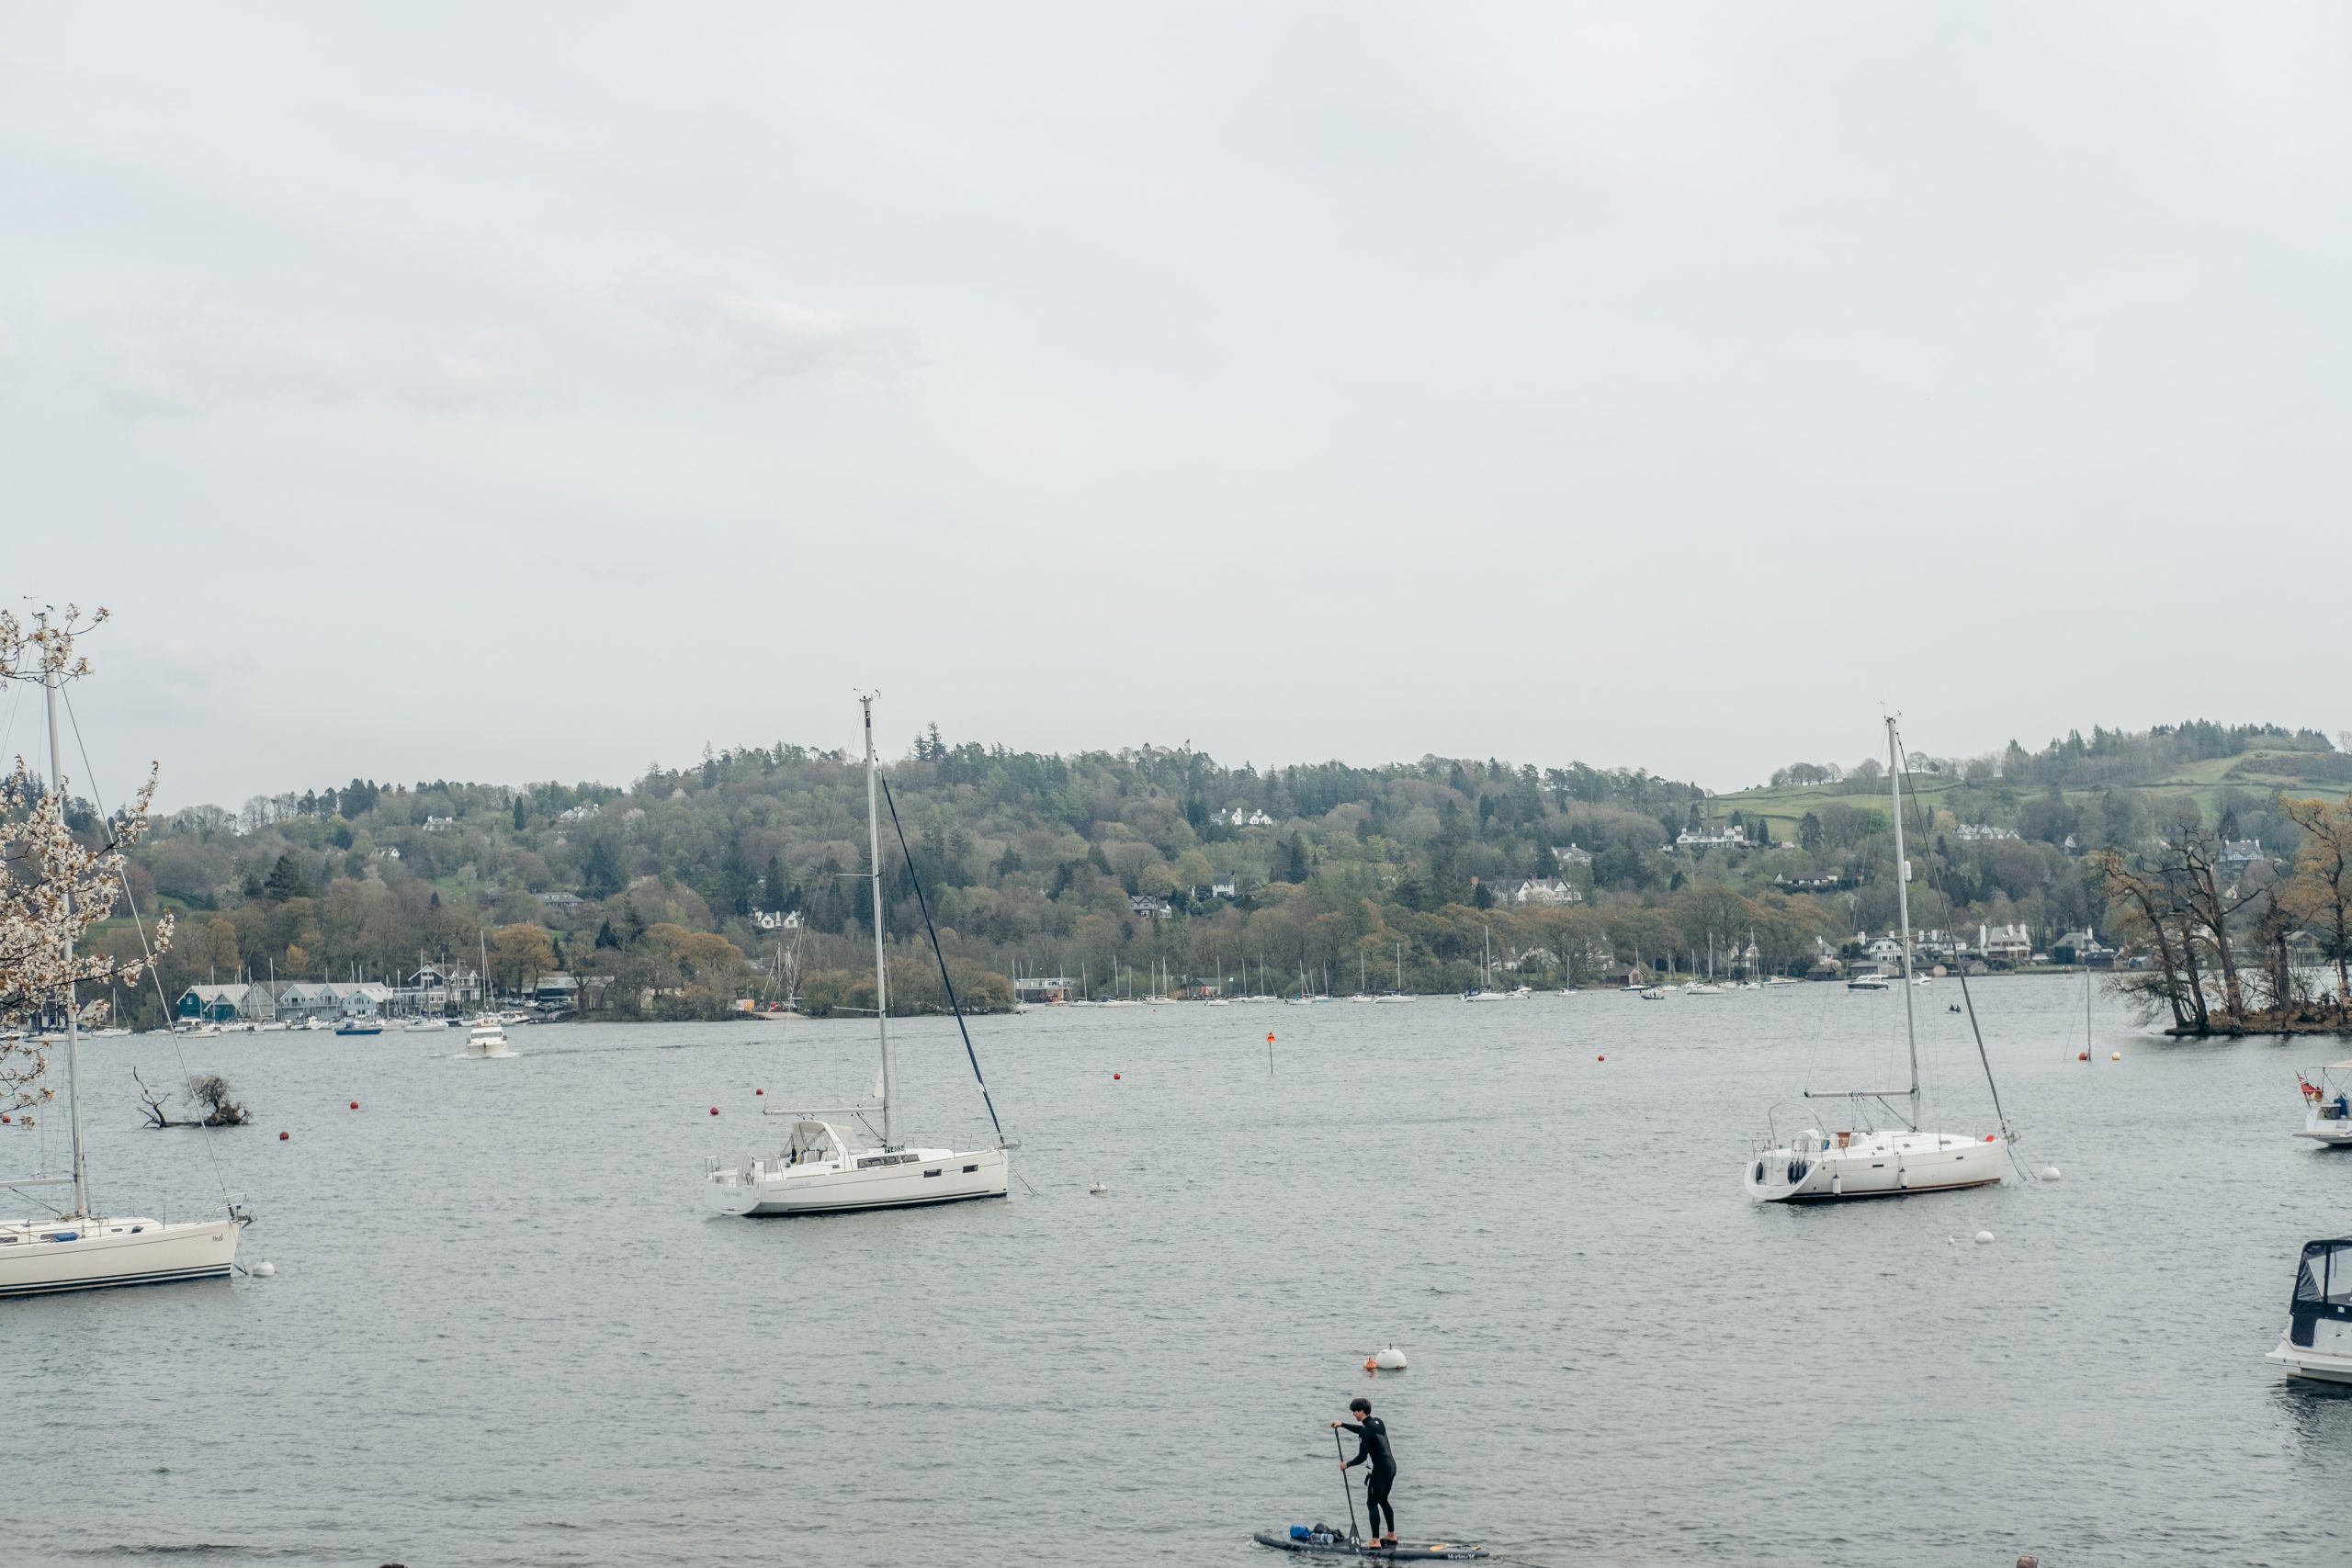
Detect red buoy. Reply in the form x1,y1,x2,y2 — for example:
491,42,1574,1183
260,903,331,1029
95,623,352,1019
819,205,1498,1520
709,1106,720,1116
1113,1072,1122,1080
1597,1055,1605,1062
754,1088,764,1096
2077,1051,2089,1061
278,1131,289,1141
349,1100,359,1110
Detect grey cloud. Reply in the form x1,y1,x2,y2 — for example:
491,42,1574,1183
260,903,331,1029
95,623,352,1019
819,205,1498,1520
91,311,548,420
614,268,920,387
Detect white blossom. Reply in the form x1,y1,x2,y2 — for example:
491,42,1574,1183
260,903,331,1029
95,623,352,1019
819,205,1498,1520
0,606,174,1112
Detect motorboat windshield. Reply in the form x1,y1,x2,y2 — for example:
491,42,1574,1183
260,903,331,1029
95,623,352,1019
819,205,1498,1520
2293,1240,2352,1323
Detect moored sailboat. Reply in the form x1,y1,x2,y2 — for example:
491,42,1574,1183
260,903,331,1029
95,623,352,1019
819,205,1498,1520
1745,717,2014,1203
704,696,1012,1217
2,611,243,1296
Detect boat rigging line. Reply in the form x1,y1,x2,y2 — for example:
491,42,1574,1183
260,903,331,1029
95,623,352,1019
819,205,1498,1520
876,773,1011,1150
1889,733,2033,1182
59,682,245,1221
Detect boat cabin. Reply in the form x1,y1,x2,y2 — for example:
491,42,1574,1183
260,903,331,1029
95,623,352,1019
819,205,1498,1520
2290,1240,2352,1347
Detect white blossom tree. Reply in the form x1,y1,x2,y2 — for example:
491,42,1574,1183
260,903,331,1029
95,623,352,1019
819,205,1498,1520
0,605,173,1114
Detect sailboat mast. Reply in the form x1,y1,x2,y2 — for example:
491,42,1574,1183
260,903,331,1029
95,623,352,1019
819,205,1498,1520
1888,716,1919,1129
862,694,894,1146
43,646,91,1219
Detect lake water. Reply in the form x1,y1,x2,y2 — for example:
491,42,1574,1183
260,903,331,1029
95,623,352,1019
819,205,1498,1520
8,976,2350,1567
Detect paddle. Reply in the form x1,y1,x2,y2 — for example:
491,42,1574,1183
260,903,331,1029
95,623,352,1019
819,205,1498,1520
1332,1426,1363,1544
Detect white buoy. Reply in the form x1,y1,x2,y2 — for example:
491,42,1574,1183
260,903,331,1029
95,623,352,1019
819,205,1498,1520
252,1260,276,1277
2041,1167,2062,1181
1973,1231,1995,1246
1371,1346,1408,1370
2110,1051,2121,1062
1089,1180,1109,1196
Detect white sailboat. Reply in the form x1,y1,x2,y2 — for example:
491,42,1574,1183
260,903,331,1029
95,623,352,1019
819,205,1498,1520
1376,942,1416,1003
1745,717,2012,1203
464,930,514,1057
704,695,1011,1217
3,631,243,1296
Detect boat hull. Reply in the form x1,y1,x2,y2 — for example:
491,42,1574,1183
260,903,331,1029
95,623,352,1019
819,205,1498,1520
2268,1339,2352,1384
1746,1132,2007,1203
2297,1110,2352,1145
0,1215,240,1298
706,1145,1009,1216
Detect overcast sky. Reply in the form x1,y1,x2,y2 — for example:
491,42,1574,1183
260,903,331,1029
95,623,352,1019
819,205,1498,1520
6,3,2347,809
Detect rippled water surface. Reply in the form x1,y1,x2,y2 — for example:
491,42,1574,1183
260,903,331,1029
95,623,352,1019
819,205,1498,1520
9,976,2352,1567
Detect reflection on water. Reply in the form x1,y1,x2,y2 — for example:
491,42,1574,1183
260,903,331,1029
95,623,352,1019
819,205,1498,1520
7,975,2352,1566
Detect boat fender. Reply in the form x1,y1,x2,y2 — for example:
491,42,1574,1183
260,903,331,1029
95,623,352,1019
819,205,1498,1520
1830,1172,1842,1196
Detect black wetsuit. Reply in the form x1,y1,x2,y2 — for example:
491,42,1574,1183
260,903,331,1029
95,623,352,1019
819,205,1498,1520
1340,1416,1396,1540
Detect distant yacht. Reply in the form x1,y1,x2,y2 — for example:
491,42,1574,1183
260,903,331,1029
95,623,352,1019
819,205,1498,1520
465,1018,513,1058
705,695,1012,1218
1745,717,2014,1204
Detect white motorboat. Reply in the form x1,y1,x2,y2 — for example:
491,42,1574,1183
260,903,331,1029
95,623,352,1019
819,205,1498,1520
464,1018,513,1058
2267,1238,2352,1383
1639,986,1667,1000
705,694,1012,1219
2297,1063,2352,1146
3,624,243,1297
405,1016,451,1032
1746,717,2015,1205
1847,973,1892,991
1682,982,1725,996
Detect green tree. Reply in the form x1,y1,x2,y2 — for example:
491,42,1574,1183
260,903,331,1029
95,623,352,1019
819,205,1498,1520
263,852,313,902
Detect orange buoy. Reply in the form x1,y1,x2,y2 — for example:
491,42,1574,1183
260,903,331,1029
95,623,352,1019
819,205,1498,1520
2077,1051,2088,1061
1984,1134,1996,1142
1363,1357,1378,1371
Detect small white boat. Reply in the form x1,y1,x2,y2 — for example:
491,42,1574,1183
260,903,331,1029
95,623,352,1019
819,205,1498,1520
2297,1063,2352,1146
1375,992,1417,1004
1847,973,1892,992
464,1019,513,1058
2267,1238,2352,1384
1639,986,1667,1001
1682,982,1725,996
334,1018,383,1037
405,1017,450,1032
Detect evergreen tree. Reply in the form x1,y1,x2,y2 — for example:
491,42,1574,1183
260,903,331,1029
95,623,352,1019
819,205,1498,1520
263,852,312,901
514,797,527,830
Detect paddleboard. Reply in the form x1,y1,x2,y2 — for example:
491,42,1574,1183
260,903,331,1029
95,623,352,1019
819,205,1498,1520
1252,1529,1488,1559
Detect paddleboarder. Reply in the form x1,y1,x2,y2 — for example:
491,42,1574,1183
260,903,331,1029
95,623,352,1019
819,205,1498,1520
1332,1397,1397,1548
